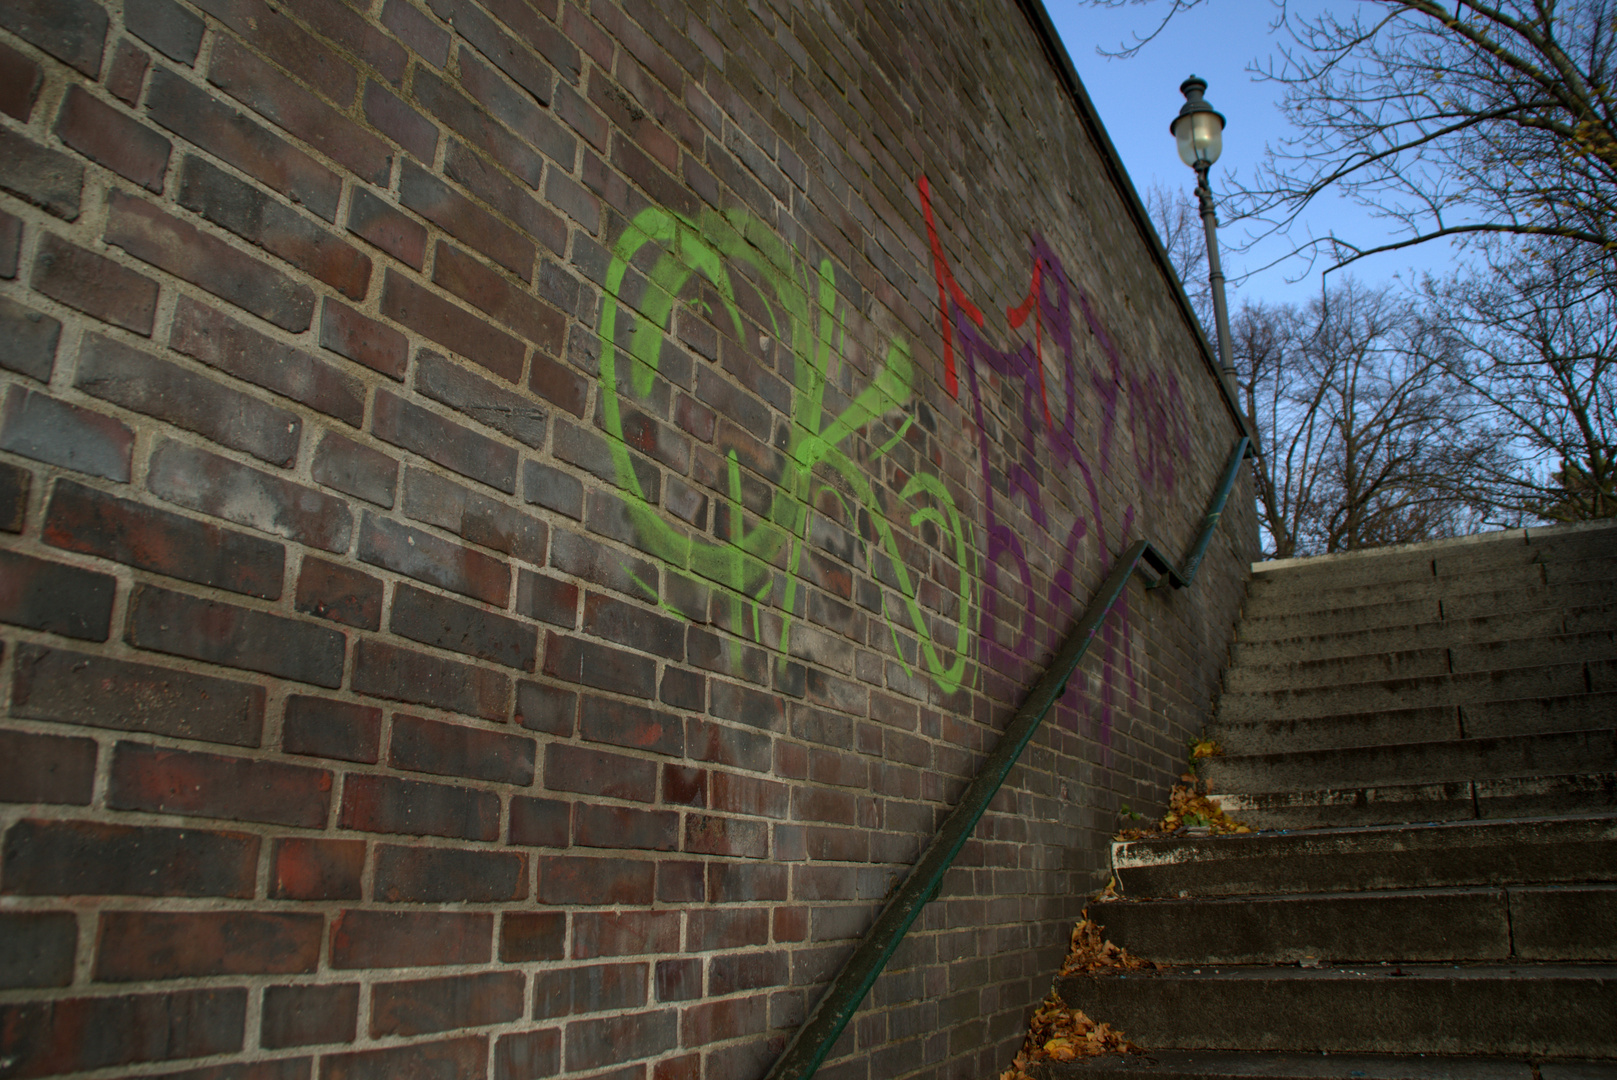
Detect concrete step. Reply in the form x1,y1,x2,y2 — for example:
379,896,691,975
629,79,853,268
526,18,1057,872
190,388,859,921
1214,660,1617,724
1090,885,1617,966
1244,564,1548,619
1111,815,1617,900
1229,604,1617,666
1217,773,1617,829
1053,965,1617,1057
1039,1049,1553,1079
1198,730,1617,793
1237,581,1617,641
1224,632,1617,694
1212,694,1617,756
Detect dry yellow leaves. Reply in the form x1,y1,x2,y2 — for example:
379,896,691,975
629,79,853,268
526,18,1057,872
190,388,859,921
1189,737,1223,759
1116,775,1252,840
996,912,1150,1079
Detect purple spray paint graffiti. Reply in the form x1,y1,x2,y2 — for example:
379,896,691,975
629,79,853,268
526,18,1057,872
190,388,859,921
920,177,1193,748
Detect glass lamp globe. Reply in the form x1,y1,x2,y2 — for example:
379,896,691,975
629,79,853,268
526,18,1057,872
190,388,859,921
1171,76,1226,167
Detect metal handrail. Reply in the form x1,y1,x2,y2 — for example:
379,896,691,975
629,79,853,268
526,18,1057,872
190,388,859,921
763,436,1251,1080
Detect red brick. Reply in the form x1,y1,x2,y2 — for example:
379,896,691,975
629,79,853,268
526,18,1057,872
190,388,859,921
708,770,789,818
654,958,700,1003
144,1059,310,1080
270,836,365,900
0,0,106,76
544,632,657,699
147,438,354,553
564,1009,676,1072
176,156,372,300
95,910,322,980
77,332,301,466
488,0,579,78
125,0,203,63
381,268,526,381
553,80,608,153
543,742,655,802
0,459,27,532
660,668,705,712
373,388,520,493
0,989,244,1077
500,911,565,962
411,67,543,187
353,638,512,721
509,794,569,847
295,556,384,631
292,0,408,85
389,712,536,785
679,995,767,1047
402,468,548,564
772,905,808,942
357,512,511,606
363,78,439,161
0,212,20,280
170,295,364,425
105,40,149,104
124,584,344,687
689,721,773,772
105,189,314,331
684,813,768,858
517,568,580,628
414,348,549,448
401,160,534,280
383,0,450,67
0,127,83,220
535,961,646,1019
580,694,683,757
0,544,116,642
515,680,576,734
391,582,539,670
312,433,399,509
109,740,333,827
54,85,170,192
1,817,258,897
443,139,567,255
346,186,428,268
452,45,573,171
522,463,583,522
193,0,357,103
0,729,96,806
583,592,685,660
709,951,789,995
498,1029,562,1080
707,861,787,903
261,982,359,1048
572,909,680,959
0,39,42,120
44,479,286,599
0,910,76,989
339,770,500,840
330,910,492,969
372,971,523,1036
31,233,153,333
377,843,528,904
662,764,706,808
434,242,564,351
562,3,614,69
321,297,408,379
537,855,654,905
574,803,678,851
686,907,768,952
321,1036,488,1080
147,67,341,221
430,0,553,104
10,642,264,747
282,695,382,764
529,346,590,417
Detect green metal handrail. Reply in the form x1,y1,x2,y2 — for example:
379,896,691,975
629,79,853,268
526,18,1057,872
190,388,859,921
763,436,1251,1080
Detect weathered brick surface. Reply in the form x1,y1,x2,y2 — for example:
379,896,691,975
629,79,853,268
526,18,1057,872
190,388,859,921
0,0,1258,1075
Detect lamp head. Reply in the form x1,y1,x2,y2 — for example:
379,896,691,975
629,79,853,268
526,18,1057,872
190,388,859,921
1171,75,1226,168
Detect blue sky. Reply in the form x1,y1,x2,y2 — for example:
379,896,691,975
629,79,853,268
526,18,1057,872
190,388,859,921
1042,0,1459,308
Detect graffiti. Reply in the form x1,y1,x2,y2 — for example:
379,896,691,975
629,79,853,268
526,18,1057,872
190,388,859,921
594,184,1193,726
597,206,977,694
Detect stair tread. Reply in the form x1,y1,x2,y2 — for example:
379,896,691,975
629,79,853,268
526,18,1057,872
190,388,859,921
1040,1049,1549,1079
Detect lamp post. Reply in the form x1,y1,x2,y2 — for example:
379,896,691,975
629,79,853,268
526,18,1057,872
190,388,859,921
1170,75,1236,382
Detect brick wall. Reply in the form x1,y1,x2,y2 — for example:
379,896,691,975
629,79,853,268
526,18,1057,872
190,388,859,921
0,0,1259,1075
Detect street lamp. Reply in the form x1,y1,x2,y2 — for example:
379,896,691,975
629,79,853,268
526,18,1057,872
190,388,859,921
1170,75,1235,382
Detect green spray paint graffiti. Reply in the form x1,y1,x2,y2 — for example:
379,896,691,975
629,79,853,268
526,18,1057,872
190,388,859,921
597,206,976,694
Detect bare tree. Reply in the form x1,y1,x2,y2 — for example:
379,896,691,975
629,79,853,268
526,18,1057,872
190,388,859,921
1144,183,1215,332
1096,1,1617,276
1428,243,1617,521
1233,282,1494,557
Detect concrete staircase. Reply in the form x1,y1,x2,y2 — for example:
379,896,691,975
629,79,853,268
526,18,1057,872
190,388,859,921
1045,521,1617,1079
